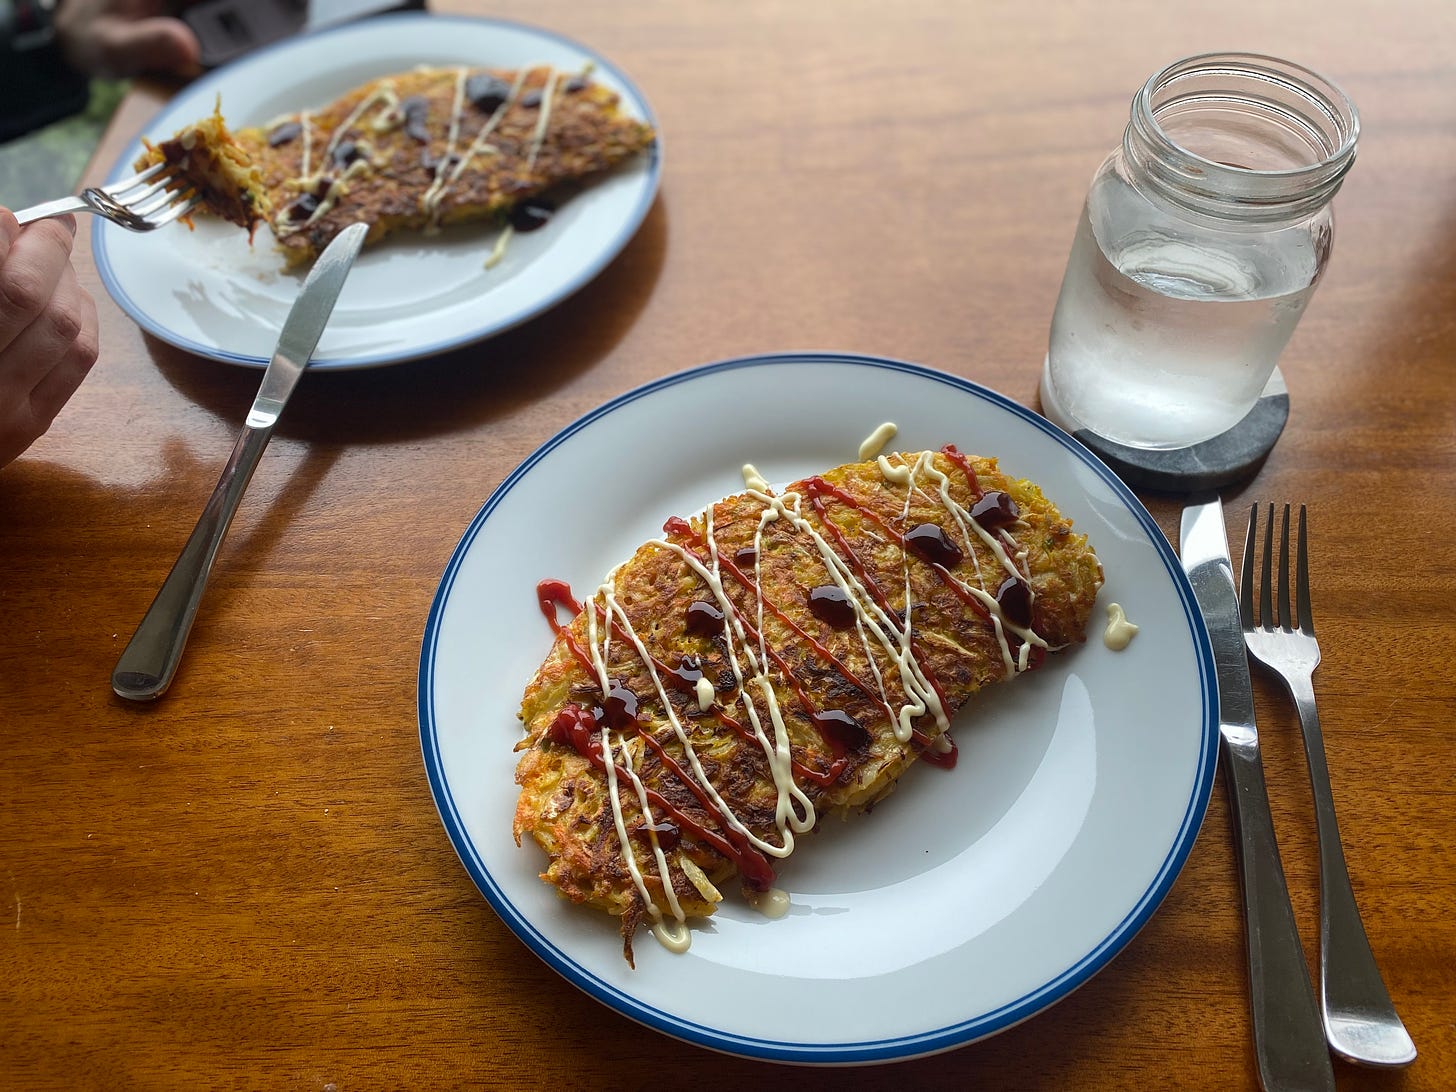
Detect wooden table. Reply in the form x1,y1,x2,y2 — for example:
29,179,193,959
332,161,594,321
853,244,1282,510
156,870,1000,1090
3,1,1453,1087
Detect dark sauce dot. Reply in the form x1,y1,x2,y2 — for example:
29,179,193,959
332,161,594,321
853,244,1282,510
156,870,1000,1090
603,682,639,730
330,141,365,170
564,76,588,93
812,709,871,753
400,95,430,142
283,191,320,222
421,149,461,173
465,74,512,114
634,819,681,851
807,585,856,630
520,89,544,108
508,198,555,233
970,490,1020,529
905,523,963,568
996,576,1033,628
666,654,705,692
733,546,758,568
268,120,302,147
685,599,725,637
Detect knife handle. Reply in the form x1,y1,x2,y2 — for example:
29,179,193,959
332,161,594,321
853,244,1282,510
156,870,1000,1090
1221,733,1336,1092
112,423,273,701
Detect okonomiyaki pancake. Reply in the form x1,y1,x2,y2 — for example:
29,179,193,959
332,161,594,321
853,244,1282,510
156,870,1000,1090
514,447,1103,965
229,64,656,267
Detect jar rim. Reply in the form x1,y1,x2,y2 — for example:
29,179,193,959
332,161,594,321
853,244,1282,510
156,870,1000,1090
1125,52,1359,220
1133,51,1359,183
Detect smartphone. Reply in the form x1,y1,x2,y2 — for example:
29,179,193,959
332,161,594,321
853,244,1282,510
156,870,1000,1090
182,0,428,69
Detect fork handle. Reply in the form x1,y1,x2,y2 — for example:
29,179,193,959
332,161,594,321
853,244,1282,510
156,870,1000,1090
1221,734,1336,1092
112,422,273,701
1285,677,1418,1067
13,195,90,225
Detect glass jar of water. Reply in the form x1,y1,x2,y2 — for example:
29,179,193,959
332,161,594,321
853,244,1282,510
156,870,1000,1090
1039,53,1359,451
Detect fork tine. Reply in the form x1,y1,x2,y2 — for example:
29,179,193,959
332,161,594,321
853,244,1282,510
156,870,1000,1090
1259,503,1275,630
1295,504,1316,635
1277,504,1294,633
123,173,178,209
147,191,202,229
1240,504,1258,630
103,161,167,199
131,185,183,218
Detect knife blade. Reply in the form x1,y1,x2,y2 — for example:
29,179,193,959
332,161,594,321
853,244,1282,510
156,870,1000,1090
1181,494,1334,1091
112,222,369,701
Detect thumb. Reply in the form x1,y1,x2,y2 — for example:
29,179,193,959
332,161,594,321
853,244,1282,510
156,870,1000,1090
91,17,203,79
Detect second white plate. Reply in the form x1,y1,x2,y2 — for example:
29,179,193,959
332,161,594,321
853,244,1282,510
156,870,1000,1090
419,352,1218,1064
93,13,661,369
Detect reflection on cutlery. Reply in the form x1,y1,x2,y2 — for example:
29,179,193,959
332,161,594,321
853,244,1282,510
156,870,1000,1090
111,222,368,702
1241,504,1417,1068
13,162,199,230
1181,495,1334,1092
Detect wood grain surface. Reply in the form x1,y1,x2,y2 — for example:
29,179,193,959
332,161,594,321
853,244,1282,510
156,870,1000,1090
2,1,1453,1088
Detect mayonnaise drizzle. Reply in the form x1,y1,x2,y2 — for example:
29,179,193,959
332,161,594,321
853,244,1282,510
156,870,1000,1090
298,111,314,182
419,67,471,227
741,464,770,493
858,422,898,461
525,68,562,172
1104,602,1139,650
748,887,792,919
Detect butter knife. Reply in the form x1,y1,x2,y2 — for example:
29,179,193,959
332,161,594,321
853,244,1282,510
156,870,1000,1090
112,222,369,702
1181,495,1334,1092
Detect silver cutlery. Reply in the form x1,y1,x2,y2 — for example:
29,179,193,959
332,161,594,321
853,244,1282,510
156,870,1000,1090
1241,503,1417,1068
111,222,368,702
1181,495,1334,1092
14,162,199,230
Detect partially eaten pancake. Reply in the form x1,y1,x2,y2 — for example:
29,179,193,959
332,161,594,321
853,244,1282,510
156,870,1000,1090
514,447,1104,965
136,65,654,268
134,102,270,236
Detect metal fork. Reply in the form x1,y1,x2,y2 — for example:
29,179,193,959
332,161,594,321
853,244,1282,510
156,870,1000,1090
1241,503,1416,1069
13,163,200,231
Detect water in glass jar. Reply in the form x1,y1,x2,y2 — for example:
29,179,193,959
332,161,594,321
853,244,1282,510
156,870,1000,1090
1042,203,1319,450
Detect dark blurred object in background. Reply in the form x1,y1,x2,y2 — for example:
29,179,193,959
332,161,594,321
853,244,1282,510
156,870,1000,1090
184,0,426,70
1,0,429,146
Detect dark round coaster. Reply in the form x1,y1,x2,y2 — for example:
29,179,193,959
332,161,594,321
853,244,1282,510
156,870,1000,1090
1040,369,1289,494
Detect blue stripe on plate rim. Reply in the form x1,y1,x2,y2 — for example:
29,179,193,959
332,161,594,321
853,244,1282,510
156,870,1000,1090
91,12,662,371
416,351,1218,1064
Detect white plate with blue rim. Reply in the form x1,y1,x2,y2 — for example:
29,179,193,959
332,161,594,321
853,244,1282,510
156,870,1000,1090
92,13,660,370
418,352,1217,1064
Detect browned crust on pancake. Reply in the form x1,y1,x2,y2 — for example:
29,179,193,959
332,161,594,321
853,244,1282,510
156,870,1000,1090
513,450,1103,964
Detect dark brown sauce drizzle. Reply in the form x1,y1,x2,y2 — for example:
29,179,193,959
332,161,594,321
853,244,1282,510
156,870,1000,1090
684,599,725,636
970,490,1020,529
509,198,556,233
807,584,856,629
268,120,302,147
996,576,1034,629
905,523,963,568
464,74,510,113
400,95,430,142
330,141,366,171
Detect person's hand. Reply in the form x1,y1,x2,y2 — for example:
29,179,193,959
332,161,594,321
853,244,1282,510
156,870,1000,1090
0,210,100,469
54,0,203,80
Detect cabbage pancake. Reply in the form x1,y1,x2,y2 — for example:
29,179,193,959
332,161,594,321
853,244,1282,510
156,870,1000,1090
514,447,1103,965
226,64,655,267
